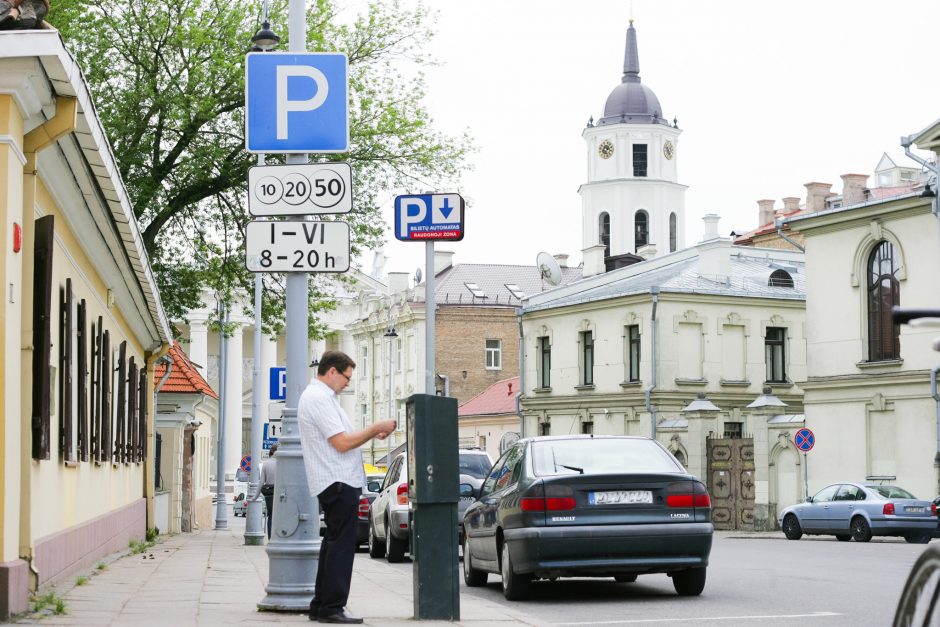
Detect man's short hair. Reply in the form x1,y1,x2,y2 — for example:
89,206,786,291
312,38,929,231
269,442,278,455
317,351,356,377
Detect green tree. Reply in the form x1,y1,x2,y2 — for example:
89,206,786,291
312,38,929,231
47,0,471,336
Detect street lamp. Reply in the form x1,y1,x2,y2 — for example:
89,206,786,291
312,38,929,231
251,1,280,52
384,325,398,466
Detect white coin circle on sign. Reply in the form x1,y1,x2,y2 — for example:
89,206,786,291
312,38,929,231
281,172,311,206
254,176,284,205
309,168,346,210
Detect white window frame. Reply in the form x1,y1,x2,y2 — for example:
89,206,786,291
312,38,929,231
485,339,502,370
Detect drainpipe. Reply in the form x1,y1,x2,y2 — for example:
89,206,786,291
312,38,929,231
517,308,525,438
645,287,660,440
931,365,940,469
774,218,805,252
437,373,449,398
153,355,172,492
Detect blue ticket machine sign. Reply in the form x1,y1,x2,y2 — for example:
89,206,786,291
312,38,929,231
394,193,465,242
245,52,349,153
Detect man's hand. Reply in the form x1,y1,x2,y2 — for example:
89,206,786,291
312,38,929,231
373,419,397,440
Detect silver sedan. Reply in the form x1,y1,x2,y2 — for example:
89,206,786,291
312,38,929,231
779,482,936,544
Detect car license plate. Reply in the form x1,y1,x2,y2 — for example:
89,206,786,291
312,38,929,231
906,506,926,513
589,490,652,505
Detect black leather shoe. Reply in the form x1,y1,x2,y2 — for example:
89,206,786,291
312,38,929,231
308,607,318,621
318,610,364,624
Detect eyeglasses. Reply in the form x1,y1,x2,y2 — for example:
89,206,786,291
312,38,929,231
336,369,352,383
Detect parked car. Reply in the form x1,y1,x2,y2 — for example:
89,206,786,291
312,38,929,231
233,493,266,517
368,452,411,562
318,475,384,547
458,474,484,546
462,435,714,600
933,496,940,539
369,448,493,563
779,482,936,543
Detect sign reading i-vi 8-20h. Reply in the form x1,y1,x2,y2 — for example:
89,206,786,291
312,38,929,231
245,221,350,273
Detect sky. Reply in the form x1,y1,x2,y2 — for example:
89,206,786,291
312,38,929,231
362,0,940,280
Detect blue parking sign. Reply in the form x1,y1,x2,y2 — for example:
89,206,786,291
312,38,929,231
245,52,349,153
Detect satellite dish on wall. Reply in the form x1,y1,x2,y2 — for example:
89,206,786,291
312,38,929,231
536,252,562,287
499,431,520,453
414,267,423,285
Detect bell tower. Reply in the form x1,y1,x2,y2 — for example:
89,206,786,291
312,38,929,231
580,20,687,277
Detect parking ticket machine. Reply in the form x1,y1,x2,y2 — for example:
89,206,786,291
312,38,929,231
406,394,459,620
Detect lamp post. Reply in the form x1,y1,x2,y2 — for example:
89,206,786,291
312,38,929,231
244,0,279,547
384,325,398,465
214,299,229,530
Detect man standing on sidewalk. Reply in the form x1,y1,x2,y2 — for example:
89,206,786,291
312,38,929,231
297,351,396,625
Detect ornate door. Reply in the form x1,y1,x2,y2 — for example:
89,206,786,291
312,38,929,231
706,438,755,530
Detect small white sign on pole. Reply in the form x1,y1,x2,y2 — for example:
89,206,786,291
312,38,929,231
249,163,352,216
245,220,350,273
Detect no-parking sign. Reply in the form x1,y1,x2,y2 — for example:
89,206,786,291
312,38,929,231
794,428,815,452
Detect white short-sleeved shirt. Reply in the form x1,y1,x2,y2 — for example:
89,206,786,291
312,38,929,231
260,457,276,487
297,378,366,498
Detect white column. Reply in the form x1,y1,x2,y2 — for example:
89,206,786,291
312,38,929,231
224,323,245,481
188,317,209,378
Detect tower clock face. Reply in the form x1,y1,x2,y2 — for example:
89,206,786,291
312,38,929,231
598,139,615,160
663,140,675,160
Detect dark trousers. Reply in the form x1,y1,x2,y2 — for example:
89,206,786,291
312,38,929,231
310,482,359,617
263,493,274,539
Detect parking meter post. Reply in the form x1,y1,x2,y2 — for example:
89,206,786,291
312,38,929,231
406,394,459,621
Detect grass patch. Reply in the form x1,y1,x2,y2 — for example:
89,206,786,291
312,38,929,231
31,589,66,614
95,562,107,571
75,576,88,586
146,527,159,542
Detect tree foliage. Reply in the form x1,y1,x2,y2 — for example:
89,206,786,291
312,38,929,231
47,0,471,336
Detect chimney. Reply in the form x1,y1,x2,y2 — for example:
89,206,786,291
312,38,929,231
701,213,720,241
841,173,869,207
781,197,801,215
434,250,454,275
553,253,569,268
388,272,409,295
581,244,607,278
757,199,775,226
804,182,833,213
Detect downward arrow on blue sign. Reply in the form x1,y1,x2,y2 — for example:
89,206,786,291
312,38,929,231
439,197,454,220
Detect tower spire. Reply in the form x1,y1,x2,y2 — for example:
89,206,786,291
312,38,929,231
622,20,640,83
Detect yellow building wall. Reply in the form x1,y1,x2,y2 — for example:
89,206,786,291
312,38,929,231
0,95,25,564
26,177,149,544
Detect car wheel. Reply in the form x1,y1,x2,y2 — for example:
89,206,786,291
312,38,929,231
894,544,940,625
463,536,487,587
614,574,637,583
782,514,803,540
386,517,406,563
500,542,532,601
851,516,873,542
905,533,931,544
836,534,851,542
368,520,385,559
672,567,706,596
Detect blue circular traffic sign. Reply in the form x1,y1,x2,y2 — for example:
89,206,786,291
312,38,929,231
794,428,815,452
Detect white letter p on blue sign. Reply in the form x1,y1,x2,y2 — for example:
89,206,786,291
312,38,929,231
246,52,348,153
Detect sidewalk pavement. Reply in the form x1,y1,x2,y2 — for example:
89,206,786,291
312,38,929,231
12,523,541,627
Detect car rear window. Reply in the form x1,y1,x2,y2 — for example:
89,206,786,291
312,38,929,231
532,438,684,476
866,485,917,499
459,452,493,479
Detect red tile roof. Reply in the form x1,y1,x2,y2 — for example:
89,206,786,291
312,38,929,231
155,342,218,399
458,377,519,417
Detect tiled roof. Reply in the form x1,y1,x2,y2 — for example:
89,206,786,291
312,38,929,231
433,264,582,307
155,343,218,399
459,377,520,417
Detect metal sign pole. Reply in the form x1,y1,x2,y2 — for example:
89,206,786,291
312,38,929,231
425,240,435,394
245,203,266,544
214,302,229,529
260,0,317,610
803,452,808,500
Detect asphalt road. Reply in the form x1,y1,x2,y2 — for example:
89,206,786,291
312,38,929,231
377,531,929,626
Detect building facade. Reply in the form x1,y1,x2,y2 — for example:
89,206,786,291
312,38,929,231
0,30,172,616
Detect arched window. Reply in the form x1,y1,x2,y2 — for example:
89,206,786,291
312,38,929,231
768,269,794,288
669,212,677,252
598,212,610,258
635,210,648,250
867,241,900,361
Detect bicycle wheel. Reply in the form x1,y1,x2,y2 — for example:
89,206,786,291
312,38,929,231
893,544,940,627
